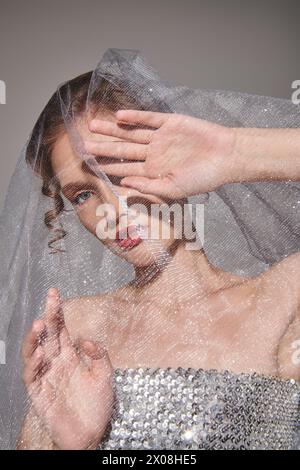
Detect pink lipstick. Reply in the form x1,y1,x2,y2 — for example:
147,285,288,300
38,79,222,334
115,224,147,250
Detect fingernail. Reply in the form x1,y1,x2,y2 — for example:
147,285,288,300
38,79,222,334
35,346,44,358
97,345,107,357
83,141,89,151
89,120,98,130
48,288,58,297
86,341,107,358
37,321,44,331
116,110,126,119
33,320,41,331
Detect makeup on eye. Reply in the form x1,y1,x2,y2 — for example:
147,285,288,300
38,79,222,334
61,175,124,208
73,190,94,206
71,177,126,205
61,182,98,206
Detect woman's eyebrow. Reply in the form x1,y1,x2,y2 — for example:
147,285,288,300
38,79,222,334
61,181,98,197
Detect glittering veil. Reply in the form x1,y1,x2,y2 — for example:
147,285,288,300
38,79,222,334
0,48,300,449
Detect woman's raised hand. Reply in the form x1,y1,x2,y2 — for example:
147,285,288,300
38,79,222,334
21,288,114,450
84,110,238,199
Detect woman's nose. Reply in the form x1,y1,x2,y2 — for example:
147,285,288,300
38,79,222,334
99,181,141,220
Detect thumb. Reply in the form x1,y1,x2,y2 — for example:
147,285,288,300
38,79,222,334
80,340,113,379
81,340,107,360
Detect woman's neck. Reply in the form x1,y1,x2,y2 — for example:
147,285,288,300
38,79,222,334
130,240,247,309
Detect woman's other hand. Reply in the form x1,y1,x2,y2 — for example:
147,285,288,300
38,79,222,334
21,288,114,450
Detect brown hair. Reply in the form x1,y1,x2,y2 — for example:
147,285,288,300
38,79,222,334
25,71,144,253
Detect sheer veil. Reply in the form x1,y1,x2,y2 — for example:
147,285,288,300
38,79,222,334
0,48,300,449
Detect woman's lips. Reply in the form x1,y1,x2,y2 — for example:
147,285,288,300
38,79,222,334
116,237,142,250
115,224,147,250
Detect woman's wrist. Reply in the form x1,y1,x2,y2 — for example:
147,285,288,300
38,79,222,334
229,127,300,184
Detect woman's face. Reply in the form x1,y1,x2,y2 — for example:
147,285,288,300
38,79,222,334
51,113,187,267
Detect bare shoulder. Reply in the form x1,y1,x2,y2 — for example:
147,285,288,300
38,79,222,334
264,251,300,281
61,291,118,343
258,251,300,304
277,307,300,382
262,252,300,381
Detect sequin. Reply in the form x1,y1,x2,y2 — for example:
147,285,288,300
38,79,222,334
98,368,300,450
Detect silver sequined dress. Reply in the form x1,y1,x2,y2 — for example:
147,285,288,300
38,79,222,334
99,367,300,450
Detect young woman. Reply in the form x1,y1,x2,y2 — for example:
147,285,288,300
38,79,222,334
14,58,300,450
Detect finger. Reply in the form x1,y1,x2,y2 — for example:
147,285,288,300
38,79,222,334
23,346,45,388
59,327,78,365
120,176,182,198
22,320,45,366
84,140,147,161
43,288,63,359
35,379,56,415
44,288,63,336
81,341,112,380
95,161,146,178
89,119,154,144
116,109,169,128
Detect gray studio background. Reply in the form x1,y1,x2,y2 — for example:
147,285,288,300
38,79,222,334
0,0,299,210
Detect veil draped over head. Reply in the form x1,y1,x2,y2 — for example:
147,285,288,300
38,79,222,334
0,48,300,450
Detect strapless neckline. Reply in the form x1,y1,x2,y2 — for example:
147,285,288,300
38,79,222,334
113,366,300,388
100,365,300,450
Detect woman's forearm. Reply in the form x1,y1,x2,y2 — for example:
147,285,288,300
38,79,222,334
230,127,300,183
17,406,57,450
17,405,101,450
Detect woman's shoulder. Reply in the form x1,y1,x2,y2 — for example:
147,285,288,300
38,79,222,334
61,289,123,343
266,251,300,277
258,251,300,303
260,252,300,381
63,290,115,310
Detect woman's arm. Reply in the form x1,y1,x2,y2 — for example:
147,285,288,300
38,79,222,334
17,406,57,450
231,127,300,184
84,110,300,198
17,406,98,450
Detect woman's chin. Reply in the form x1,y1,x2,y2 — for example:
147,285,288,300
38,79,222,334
105,238,171,268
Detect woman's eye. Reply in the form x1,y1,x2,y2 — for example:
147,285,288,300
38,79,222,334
73,191,93,206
